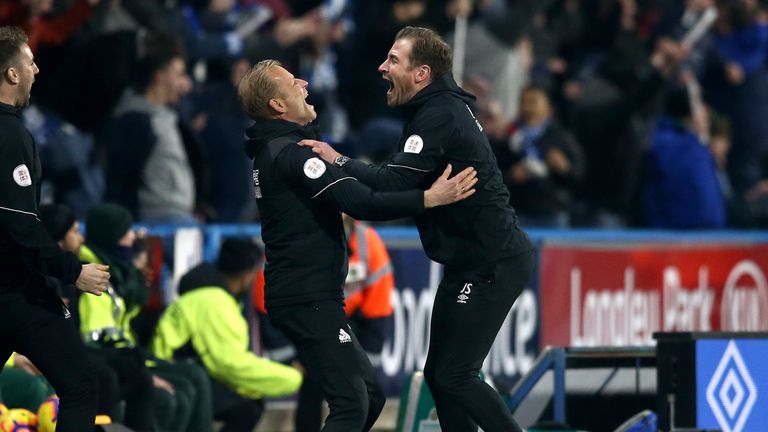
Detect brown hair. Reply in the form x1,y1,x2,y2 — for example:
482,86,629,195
134,32,187,92
395,26,452,78
238,59,282,120
0,26,28,72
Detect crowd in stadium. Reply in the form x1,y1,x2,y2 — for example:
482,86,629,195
3,0,768,229
5,1,768,431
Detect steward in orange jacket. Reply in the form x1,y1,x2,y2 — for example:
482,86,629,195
253,216,394,365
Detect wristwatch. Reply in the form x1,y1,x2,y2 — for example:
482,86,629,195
333,155,350,167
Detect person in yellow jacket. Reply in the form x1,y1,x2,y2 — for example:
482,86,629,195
152,237,302,432
78,203,213,432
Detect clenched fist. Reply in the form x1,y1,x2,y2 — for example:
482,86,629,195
76,263,110,296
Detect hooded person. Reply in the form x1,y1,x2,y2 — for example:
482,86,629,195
82,203,144,309
75,203,157,430
38,203,122,424
39,204,82,308
152,237,303,432
78,203,215,432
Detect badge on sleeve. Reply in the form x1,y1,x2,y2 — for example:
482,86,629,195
404,135,424,154
303,157,327,179
12,164,32,187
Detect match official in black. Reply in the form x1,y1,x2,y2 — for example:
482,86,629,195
0,26,111,432
302,27,534,432
238,59,477,431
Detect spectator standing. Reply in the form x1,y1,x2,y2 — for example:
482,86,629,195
644,87,726,228
101,32,205,223
494,85,584,227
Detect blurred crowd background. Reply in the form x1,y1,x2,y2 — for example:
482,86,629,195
4,0,768,230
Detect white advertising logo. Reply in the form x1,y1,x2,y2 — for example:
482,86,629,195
721,260,768,331
569,260,768,347
381,261,538,378
706,341,757,432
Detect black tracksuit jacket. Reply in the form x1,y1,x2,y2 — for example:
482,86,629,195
244,119,426,310
0,102,81,299
340,74,531,269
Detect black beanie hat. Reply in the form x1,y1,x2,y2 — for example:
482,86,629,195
217,237,262,276
86,203,134,250
39,204,77,242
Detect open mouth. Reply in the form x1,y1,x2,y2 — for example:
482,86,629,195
386,79,394,96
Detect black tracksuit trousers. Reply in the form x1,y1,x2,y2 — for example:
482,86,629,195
270,299,385,432
424,250,534,432
0,290,99,432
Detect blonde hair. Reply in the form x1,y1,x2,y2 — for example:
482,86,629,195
238,59,282,120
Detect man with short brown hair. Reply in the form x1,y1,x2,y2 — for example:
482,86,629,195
302,26,533,432
392,26,452,79
102,32,199,223
0,25,110,432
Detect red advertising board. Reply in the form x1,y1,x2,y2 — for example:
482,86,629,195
540,243,768,347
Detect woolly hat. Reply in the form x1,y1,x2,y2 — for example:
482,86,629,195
86,203,134,250
39,204,76,242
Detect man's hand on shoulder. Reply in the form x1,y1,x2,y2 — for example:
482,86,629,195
299,139,342,164
424,164,477,208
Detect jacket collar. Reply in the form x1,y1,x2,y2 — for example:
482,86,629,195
399,73,476,119
243,119,318,159
0,101,21,118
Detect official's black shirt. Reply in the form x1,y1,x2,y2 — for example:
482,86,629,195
341,74,532,269
0,102,81,297
244,119,425,309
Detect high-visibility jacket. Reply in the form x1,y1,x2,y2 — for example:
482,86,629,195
343,221,394,319
78,245,138,347
152,263,302,399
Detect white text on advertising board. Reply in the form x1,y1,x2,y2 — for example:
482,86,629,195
569,260,768,346
383,287,538,378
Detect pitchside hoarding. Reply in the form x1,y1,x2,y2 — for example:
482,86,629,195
540,243,768,348
381,245,540,396
696,338,768,432
656,333,768,432
150,225,768,403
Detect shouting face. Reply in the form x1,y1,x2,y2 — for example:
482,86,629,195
269,66,317,126
10,43,39,107
379,38,423,107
